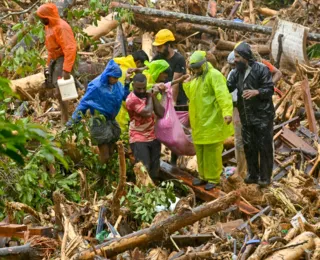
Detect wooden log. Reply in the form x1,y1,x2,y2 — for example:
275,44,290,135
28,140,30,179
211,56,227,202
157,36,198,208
312,237,320,260
175,251,213,260
215,39,236,50
111,141,127,223
0,243,34,260
227,1,241,20
109,2,320,42
10,73,45,99
9,61,106,99
257,7,279,17
249,0,256,24
72,191,239,259
61,219,69,260
214,39,270,55
5,202,42,224
301,79,317,134
142,33,153,60
133,14,219,36
83,13,119,41
265,232,317,260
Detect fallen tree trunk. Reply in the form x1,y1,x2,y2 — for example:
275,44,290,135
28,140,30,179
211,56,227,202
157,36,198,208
265,232,317,260
10,73,44,99
134,13,219,36
109,2,320,42
257,7,279,17
9,61,105,99
0,243,35,260
72,191,239,259
83,12,119,41
215,39,270,55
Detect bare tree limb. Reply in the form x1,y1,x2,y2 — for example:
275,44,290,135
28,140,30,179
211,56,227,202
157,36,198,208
0,0,40,21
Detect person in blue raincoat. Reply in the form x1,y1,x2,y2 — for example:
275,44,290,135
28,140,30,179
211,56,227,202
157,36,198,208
67,60,130,163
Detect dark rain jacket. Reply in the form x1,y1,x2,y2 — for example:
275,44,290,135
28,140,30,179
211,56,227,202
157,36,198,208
227,43,274,126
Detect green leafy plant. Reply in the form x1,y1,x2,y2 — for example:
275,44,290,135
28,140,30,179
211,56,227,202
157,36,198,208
0,21,45,78
124,182,176,223
307,44,320,59
0,77,78,219
0,78,66,166
263,0,294,9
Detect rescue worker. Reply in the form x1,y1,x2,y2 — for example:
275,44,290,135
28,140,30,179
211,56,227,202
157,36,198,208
184,51,233,190
152,29,187,166
36,3,77,124
126,73,165,180
228,51,282,178
67,60,129,164
143,59,172,88
114,50,149,133
227,42,275,187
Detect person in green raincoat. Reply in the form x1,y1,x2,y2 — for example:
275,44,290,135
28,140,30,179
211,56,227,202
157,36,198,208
143,59,171,89
183,51,234,190
114,51,149,133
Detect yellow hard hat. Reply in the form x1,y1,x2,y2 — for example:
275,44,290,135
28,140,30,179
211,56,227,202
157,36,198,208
153,29,175,46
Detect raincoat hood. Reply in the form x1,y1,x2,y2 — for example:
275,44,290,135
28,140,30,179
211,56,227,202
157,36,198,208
145,60,169,83
37,4,60,24
113,55,136,70
189,51,207,68
100,60,122,87
70,60,129,122
234,42,255,64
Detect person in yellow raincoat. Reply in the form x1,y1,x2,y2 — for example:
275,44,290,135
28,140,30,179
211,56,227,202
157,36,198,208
183,51,234,190
114,51,149,133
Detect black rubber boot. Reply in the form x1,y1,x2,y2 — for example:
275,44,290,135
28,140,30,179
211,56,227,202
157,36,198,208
192,178,207,186
244,175,259,184
258,179,271,188
204,183,218,191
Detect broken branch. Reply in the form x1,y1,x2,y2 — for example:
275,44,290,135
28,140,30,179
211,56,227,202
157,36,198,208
72,191,239,259
0,0,40,21
111,141,127,223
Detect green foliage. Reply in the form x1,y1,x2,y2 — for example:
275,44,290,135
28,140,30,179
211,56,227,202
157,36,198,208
307,44,320,59
0,21,45,78
124,182,176,223
263,0,294,9
0,77,77,219
0,155,79,219
57,115,120,196
0,78,66,167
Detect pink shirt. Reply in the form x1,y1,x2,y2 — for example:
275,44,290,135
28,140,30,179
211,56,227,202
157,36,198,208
126,92,156,143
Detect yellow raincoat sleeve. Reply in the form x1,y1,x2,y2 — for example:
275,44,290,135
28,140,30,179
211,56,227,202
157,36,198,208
182,81,191,99
209,70,233,118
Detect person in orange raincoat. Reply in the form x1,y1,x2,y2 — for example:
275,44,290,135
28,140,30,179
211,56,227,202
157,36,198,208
36,3,77,124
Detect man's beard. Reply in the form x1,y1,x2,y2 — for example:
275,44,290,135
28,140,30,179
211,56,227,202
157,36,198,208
134,91,147,99
235,61,247,72
158,46,169,59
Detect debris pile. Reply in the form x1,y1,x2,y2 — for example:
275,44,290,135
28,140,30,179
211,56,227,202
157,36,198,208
0,0,320,259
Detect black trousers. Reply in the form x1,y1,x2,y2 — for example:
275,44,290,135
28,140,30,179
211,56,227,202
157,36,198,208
130,139,161,179
242,121,273,182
